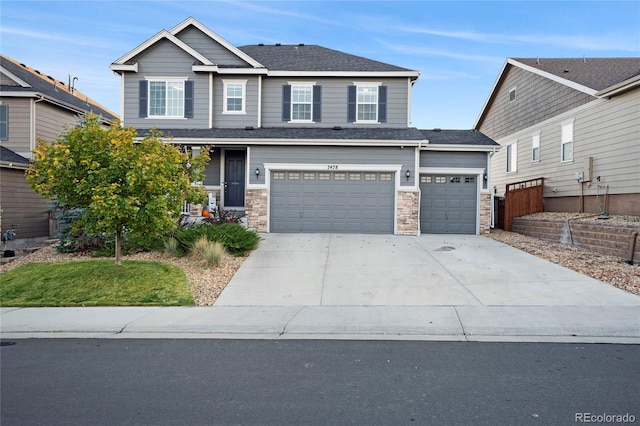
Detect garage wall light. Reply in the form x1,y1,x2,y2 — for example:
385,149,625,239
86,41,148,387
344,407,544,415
255,167,260,177
405,169,411,181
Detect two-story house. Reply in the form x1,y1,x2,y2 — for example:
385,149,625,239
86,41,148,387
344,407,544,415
111,17,498,235
476,57,640,218
0,55,118,243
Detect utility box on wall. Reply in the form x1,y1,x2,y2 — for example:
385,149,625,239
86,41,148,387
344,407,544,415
583,156,593,182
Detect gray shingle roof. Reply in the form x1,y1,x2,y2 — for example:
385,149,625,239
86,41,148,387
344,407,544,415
0,146,30,165
137,127,426,141
238,44,415,73
1,55,118,121
420,129,499,146
513,58,640,91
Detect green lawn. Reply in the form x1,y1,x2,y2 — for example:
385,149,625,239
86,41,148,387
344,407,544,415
0,260,195,307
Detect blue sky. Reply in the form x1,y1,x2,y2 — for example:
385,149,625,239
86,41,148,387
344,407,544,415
2,1,639,129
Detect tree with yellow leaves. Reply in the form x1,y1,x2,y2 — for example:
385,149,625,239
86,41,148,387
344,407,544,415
27,114,209,266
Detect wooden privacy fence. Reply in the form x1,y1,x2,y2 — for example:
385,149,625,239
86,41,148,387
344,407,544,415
504,177,544,231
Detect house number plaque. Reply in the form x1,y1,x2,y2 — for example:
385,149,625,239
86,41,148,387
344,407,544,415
327,165,338,170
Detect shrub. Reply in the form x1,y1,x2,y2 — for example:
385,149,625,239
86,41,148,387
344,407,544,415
163,237,179,256
175,223,259,256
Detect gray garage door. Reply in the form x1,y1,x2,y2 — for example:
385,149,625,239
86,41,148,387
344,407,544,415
420,175,477,234
271,171,394,233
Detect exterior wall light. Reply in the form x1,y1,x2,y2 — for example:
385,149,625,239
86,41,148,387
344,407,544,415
255,167,260,177
405,169,411,181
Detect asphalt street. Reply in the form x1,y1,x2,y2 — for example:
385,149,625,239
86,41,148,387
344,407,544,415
1,339,638,425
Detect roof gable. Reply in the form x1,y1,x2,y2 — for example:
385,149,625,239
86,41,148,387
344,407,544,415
0,55,118,121
474,57,640,129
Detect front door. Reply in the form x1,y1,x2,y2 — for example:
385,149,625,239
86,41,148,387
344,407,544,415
224,150,245,207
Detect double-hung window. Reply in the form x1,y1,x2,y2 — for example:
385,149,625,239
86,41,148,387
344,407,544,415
506,141,518,173
348,83,387,123
139,78,193,119
561,120,574,162
223,80,246,114
282,82,321,122
531,131,540,162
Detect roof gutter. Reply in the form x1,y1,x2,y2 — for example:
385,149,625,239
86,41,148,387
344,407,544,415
595,75,640,98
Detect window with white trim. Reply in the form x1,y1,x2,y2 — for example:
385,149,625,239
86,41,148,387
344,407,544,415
357,85,378,122
291,84,313,121
531,132,540,162
149,79,185,117
509,87,516,102
223,80,246,114
561,120,574,162
506,141,518,173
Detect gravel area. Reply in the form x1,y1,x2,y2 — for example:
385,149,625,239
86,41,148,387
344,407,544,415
0,246,246,306
486,228,640,297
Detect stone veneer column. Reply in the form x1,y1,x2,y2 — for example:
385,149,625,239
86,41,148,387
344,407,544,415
479,193,491,234
396,190,420,236
245,188,268,232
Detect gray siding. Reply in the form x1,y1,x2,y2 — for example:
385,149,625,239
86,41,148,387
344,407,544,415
123,40,209,129
0,168,51,239
420,151,487,169
203,149,221,186
36,102,80,145
479,65,594,140
260,77,410,127
0,97,31,156
1,73,20,86
490,89,640,199
174,26,250,66
212,76,260,128
250,145,415,186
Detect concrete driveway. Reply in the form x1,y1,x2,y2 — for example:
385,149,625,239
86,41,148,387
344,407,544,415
216,233,639,307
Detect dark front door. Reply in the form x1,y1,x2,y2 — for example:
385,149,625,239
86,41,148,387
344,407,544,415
224,150,245,207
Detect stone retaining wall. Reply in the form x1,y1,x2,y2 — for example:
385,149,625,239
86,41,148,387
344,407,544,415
512,218,640,264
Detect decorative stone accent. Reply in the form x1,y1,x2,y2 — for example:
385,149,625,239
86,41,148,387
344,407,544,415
479,193,491,234
396,190,419,236
245,188,268,232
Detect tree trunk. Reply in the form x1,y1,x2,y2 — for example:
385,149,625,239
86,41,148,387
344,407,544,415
115,231,122,266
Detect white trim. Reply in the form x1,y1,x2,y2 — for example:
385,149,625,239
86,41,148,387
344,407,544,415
111,30,214,67
109,63,138,72
145,78,187,118
596,74,640,97
257,76,262,128
209,73,213,128
222,79,247,114
160,137,423,147
268,71,419,78
531,130,541,163
560,118,575,163
0,65,31,87
169,17,265,69
509,58,597,96
422,144,499,152
288,82,315,123
0,90,37,98
506,139,518,173
192,66,267,74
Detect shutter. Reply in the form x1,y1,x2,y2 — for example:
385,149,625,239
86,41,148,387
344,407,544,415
0,104,7,140
139,80,148,118
282,84,291,121
312,85,322,122
347,85,356,122
184,80,194,118
378,85,387,123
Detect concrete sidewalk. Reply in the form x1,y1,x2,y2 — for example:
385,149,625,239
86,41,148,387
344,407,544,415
1,234,639,343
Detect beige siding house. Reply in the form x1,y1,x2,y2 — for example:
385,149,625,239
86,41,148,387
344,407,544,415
0,54,118,242
476,58,640,217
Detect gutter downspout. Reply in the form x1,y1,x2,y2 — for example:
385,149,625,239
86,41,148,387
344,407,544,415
488,147,497,229
31,95,47,156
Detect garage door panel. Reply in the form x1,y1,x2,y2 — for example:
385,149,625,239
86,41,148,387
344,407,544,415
420,174,477,235
271,170,394,233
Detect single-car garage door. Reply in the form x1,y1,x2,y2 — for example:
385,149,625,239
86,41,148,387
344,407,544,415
271,171,394,233
420,175,477,234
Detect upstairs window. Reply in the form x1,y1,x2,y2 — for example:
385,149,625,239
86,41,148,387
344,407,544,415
531,132,540,162
509,87,517,102
223,80,246,114
139,79,193,119
282,83,321,122
0,104,7,140
506,141,518,173
348,83,387,123
561,120,574,162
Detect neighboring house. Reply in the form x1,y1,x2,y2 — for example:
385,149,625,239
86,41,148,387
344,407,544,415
0,54,118,242
476,57,640,217
110,17,498,235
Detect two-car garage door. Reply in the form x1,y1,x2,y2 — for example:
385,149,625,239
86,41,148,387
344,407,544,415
270,171,394,233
